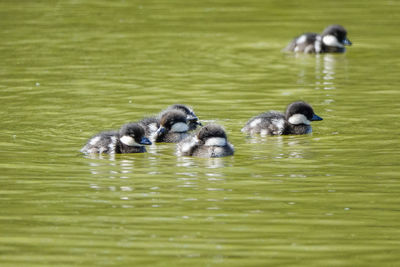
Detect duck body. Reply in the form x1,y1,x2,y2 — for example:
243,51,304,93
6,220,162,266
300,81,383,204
153,110,190,143
139,104,202,139
159,104,202,131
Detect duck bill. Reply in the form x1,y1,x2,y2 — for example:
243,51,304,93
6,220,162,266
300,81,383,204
187,115,198,122
140,136,152,145
311,114,323,121
343,38,352,46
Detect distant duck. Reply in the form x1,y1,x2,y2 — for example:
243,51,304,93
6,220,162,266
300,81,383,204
241,101,323,135
81,123,151,154
152,110,190,143
284,24,352,53
159,104,202,131
177,124,234,158
139,104,202,138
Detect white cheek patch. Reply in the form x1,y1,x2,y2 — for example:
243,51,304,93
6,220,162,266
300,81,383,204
288,114,311,125
322,35,344,48
120,135,140,146
89,136,101,146
205,137,227,147
250,118,262,128
171,122,189,133
296,35,307,44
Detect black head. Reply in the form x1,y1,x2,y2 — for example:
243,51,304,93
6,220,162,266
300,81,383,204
322,24,352,46
167,104,193,116
164,104,202,128
159,110,187,130
154,110,188,141
119,123,151,146
285,101,323,125
196,124,227,145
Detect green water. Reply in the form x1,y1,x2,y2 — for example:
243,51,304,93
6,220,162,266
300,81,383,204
1,0,400,266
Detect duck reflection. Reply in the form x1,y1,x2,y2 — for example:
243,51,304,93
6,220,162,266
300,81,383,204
295,53,347,92
176,154,232,169
315,54,337,90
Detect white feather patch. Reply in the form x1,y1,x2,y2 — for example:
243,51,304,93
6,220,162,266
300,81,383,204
322,35,344,48
296,35,307,44
108,136,117,153
260,129,268,136
179,137,199,153
250,118,262,128
272,118,285,132
304,44,314,53
315,35,322,53
149,123,158,133
171,122,189,133
120,135,140,146
89,136,101,146
288,114,311,125
205,137,227,147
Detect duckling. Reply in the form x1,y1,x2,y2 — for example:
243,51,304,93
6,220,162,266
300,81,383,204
138,104,202,139
159,104,202,131
177,124,234,158
241,101,323,135
81,122,151,154
152,110,190,143
284,24,352,53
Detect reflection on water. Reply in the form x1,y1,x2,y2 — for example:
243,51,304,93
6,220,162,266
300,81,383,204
315,54,339,90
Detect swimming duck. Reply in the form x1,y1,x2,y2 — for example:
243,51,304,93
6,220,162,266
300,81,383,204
80,122,151,154
177,124,234,158
152,110,190,143
241,101,323,135
284,24,352,53
139,104,202,138
159,104,202,131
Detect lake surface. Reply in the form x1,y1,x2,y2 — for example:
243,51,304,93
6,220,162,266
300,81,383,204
1,0,400,266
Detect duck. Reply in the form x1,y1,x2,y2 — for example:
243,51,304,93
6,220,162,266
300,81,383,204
138,104,202,139
80,122,151,154
152,110,190,143
159,104,202,131
177,124,234,158
284,24,352,53
241,101,323,135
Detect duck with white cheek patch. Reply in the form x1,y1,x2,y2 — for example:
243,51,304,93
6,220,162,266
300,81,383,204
241,101,323,136
158,104,202,131
80,123,152,154
177,124,234,158
138,104,202,139
152,110,190,143
284,24,352,53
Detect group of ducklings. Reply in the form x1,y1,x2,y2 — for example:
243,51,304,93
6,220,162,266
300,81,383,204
81,24,352,158
81,101,323,158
